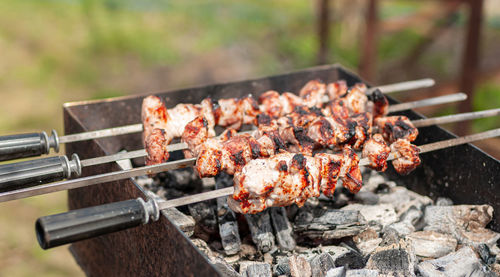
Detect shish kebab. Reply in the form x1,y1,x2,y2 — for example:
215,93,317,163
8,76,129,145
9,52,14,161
1,105,499,199
0,92,474,190
0,78,434,162
34,128,500,249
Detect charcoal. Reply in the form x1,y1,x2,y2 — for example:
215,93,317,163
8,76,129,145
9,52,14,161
320,246,351,261
365,239,416,277
162,207,196,237
188,201,218,235
239,244,258,261
289,255,312,277
135,175,154,188
385,207,422,236
424,205,500,248
435,197,453,206
245,210,276,253
361,171,396,192
163,167,202,190
270,207,296,251
378,187,432,214
310,253,336,277
342,204,397,230
417,246,494,277
353,228,382,256
325,267,345,277
241,262,272,277
294,208,367,240
216,173,241,255
353,191,379,205
406,231,457,258
345,269,379,277
273,256,291,276
191,238,218,261
477,244,497,266
334,251,366,270
211,257,241,277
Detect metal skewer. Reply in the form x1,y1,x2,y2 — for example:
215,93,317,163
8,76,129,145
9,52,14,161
34,127,500,249
2,125,500,204
3,104,499,192
0,78,435,162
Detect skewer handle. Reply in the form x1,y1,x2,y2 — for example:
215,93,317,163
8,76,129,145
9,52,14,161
0,130,59,161
0,154,81,192
36,197,159,249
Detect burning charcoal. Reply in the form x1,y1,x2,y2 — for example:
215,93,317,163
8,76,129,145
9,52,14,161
353,191,379,205
325,267,345,277
384,207,422,236
345,269,379,277
189,201,218,236
273,256,291,276
310,253,336,277
270,207,296,251
353,228,382,256
294,208,367,240
417,246,494,277
424,205,500,248
342,204,397,230
162,208,196,237
241,262,272,277
245,210,276,253
406,231,457,258
365,239,416,276
435,197,453,206
477,244,497,266
378,187,432,214
334,243,366,270
211,257,241,277
289,255,312,277
361,171,396,192
215,173,241,255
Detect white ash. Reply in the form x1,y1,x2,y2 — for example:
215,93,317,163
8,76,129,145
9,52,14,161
141,170,500,276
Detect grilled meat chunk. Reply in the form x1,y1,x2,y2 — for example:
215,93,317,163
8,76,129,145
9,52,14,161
326,80,348,100
362,134,391,171
375,116,418,143
369,88,389,119
390,139,421,175
228,146,362,214
299,79,327,108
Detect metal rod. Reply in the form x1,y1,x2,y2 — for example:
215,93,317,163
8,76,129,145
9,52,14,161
59,124,143,144
412,108,500,128
387,92,466,113
370,78,434,94
1,128,499,204
79,105,497,168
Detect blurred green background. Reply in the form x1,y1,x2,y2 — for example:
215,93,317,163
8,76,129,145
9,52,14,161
0,0,499,276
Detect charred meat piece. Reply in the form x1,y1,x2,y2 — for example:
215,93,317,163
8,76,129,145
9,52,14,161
306,116,354,148
368,88,389,119
144,128,170,165
195,128,283,177
390,139,421,175
228,146,362,214
348,112,372,150
228,153,322,214
375,116,418,143
299,79,327,108
362,134,391,171
326,80,348,100
344,83,369,114
214,95,261,129
181,116,210,158
323,98,351,120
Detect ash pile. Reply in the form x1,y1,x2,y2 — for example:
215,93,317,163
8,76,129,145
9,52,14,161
137,167,500,277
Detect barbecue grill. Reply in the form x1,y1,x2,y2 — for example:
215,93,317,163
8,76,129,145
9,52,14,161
10,64,500,276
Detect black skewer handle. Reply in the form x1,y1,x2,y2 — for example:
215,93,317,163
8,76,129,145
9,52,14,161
0,130,59,161
0,154,81,192
36,197,159,249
